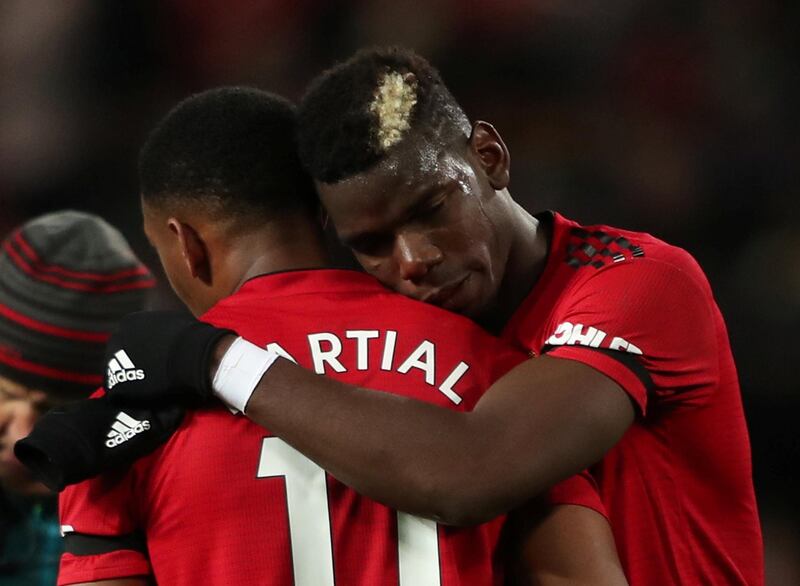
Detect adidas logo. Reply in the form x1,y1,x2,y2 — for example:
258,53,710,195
107,350,145,389
105,411,151,448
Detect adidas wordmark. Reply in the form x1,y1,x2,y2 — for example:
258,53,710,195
107,349,145,388
106,411,151,448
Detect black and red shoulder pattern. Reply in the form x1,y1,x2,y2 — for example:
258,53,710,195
565,227,645,269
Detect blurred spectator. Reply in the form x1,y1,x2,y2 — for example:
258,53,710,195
0,211,153,584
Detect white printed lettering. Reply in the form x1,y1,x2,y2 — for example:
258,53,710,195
547,322,640,354
590,329,607,347
626,342,643,355
266,342,297,364
308,333,346,374
381,330,398,371
546,322,573,346
346,330,380,371
567,324,599,346
397,340,436,385
437,362,468,405
609,337,642,354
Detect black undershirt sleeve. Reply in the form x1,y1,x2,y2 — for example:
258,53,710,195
63,531,146,557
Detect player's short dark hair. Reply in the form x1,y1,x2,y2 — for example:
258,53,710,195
297,46,471,184
139,87,317,221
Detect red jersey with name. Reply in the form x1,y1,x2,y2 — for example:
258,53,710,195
502,213,763,585
58,270,602,586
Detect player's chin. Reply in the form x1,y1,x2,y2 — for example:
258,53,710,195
438,274,484,316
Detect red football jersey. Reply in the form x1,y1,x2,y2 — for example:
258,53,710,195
59,269,602,586
503,213,763,585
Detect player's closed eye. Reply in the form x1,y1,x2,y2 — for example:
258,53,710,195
349,233,394,257
415,187,454,221
418,198,446,220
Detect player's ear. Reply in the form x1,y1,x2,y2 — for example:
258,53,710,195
468,121,510,190
168,219,211,285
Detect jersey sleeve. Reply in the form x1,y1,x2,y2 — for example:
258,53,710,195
58,469,151,585
544,472,607,519
543,257,720,414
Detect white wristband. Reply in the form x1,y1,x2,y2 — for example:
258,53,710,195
212,337,279,413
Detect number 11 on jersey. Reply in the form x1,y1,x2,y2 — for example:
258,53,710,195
258,437,442,585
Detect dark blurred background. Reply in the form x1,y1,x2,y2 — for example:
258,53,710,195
1,1,797,583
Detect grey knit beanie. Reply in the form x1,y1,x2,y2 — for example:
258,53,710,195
0,211,154,398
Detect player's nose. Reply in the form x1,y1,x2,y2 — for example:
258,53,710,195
395,232,443,283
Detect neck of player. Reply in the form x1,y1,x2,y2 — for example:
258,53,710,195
479,203,550,334
230,220,331,292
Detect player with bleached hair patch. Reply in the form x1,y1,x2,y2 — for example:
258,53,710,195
369,70,418,152
112,46,762,586
52,86,626,586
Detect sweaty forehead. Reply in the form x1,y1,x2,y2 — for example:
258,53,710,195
380,137,445,183
321,140,467,232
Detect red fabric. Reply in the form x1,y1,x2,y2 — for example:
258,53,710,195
545,471,606,518
59,550,150,586
59,269,602,586
58,465,150,585
503,213,763,585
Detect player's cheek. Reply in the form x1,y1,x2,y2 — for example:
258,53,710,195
7,404,37,444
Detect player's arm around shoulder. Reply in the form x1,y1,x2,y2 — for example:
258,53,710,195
234,336,635,526
382,251,717,523
464,253,722,523
439,356,635,525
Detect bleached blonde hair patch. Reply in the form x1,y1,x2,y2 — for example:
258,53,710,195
369,70,418,152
